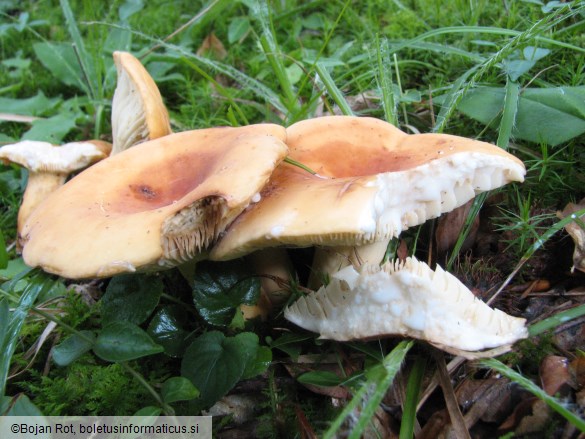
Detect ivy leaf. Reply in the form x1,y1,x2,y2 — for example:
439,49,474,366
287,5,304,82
147,305,192,358
242,345,271,380
102,274,163,326
181,331,259,408
93,322,163,362
192,260,260,326
52,331,95,366
161,377,200,404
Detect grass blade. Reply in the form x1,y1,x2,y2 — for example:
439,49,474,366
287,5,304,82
433,65,479,133
482,358,585,432
323,341,412,439
488,207,585,305
497,78,521,149
59,0,98,99
399,356,426,439
254,0,299,115
433,4,582,133
529,304,585,336
386,21,585,58
375,37,398,125
315,62,353,116
446,74,520,270
0,270,53,397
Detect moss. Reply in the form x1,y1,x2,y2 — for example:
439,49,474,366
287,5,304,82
18,359,155,415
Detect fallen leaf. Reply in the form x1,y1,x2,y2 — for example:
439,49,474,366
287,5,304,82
540,355,571,397
196,32,227,60
205,394,261,425
435,200,479,257
456,378,512,423
569,356,585,390
499,397,551,435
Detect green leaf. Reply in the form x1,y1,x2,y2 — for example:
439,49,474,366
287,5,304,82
162,377,200,404
93,322,163,362
192,260,260,326
33,42,86,91
102,274,163,326
297,371,343,387
0,92,60,116
52,331,96,366
22,113,77,143
181,331,258,408
0,258,30,281
449,86,585,146
242,345,271,379
133,406,162,416
119,0,145,21
147,305,191,358
1,394,44,416
228,17,250,43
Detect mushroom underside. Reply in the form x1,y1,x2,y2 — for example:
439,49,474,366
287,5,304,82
284,257,528,354
211,151,525,260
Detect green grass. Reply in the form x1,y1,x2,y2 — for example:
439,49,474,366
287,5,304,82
1,0,585,436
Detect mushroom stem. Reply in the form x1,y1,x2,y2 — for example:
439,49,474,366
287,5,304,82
17,172,67,247
308,240,390,290
241,248,294,320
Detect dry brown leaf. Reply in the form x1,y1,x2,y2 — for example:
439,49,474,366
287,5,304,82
513,399,551,436
196,32,227,59
205,394,262,424
569,356,585,390
294,405,318,439
435,200,479,257
417,410,450,439
540,355,571,397
557,198,585,273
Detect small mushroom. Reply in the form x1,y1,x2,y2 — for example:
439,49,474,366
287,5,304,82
285,257,528,357
210,116,526,283
20,124,288,279
0,140,112,247
111,51,172,155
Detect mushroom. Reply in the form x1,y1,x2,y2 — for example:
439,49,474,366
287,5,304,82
285,257,528,357
0,140,112,247
210,116,526,282
20,124,288,279
111,51,172,155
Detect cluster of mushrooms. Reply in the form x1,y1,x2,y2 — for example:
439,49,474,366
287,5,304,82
1,52,529,358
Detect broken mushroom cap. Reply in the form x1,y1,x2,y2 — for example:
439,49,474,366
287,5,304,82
210,116,526,261
111,51,172,155
0,140,112,245
285,257,528,356
21,124,287,279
